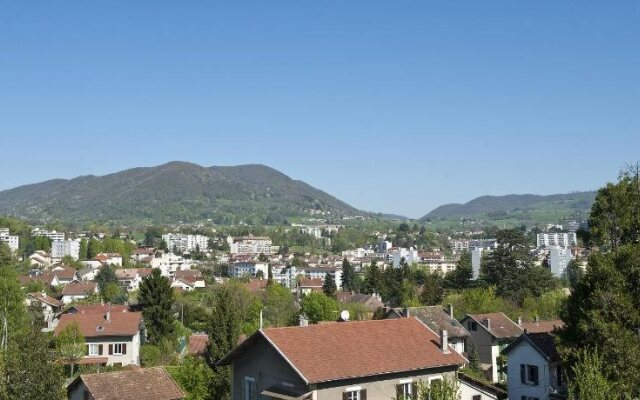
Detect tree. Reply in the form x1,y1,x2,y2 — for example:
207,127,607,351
206,284,243,400
0,261,29,348
362,260,383,295
87,238,103,259
138,269,176,344
568,348,614,400
416,376,460,400
95,265,118,293
341,258,358,292
445,251,472,289
168,355,213,400
262,283,296,328
56,321,86,378
420,272,444,306
322,273,337,297
3,327,65,399
79,238,89,260
300,292,339,323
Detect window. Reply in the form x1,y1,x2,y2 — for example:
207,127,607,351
243,377,256,400
520,364,539,386
87,344,99,356
472,396,481,400
396,382,414,400
112,343,126,355
344,391,360,400
468,321,477,331
343,387,366,400
521,397,539,400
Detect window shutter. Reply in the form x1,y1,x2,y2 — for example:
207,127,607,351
98,344,103,355
520,364,525,383
122,343,127,355
360,389,367,400
108,344,113,355
342,392,349,400
532,366,539,385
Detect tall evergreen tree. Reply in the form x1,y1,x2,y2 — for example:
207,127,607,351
445,251,472,289
341,258,358,292
322,273,337,297
138,269,175,344
362,260,383,295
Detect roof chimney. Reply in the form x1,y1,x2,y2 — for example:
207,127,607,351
448,304,454,318
299,314,309,327
403,307,409,318
483,318,491,330
517,316,522,326
440,330,450,354
105,310,111,322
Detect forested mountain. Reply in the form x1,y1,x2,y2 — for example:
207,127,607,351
421,191,596,222
0,162,359,225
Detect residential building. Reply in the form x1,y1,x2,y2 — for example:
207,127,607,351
461,313,523,383
228,236,272,255
218,318,466,400
549,246,573,278
451,239,498,253
502,332,566,399
151,252,194,277
32,228,65,241
228,261,268,278
174,270,205,289
55,305,143,367
458,373,507,400
162,233,209,253
188,333,209,357
336,292,384,314
391,247,419,268
520,319,564,334
0,228,19,252
297,278,323,296
536,232,577,248
50,266,78,284
95,252,123,266
116,268,153,292
384,305,470,355
67,367,184,400
29,250,51,267
471,248,483,280
51,238,81,260
25,292,64,332
61,281,98,304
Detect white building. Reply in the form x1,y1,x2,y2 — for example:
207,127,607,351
162,233,209,253
32,228,65,241
52,239,81,260
471,248,483,280
0,228,19,252
227,236,272,255
536,232,577,248
549,246,573,278
451,239,498,253
228,261,269,278
391,247,419,268
151,252,193,277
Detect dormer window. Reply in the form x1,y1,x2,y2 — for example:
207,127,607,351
96,326,104,332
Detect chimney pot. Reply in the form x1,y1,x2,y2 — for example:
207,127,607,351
105,311,111,321
517,316,522,326
448,304,454,318
440,330,450,354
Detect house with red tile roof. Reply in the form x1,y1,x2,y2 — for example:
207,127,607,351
461,313,523,383
218,318,466,400
26,291,64,331
67,367,184,400
61,281,98,304
520,318,564,334
297,277,323,296
54,306,143,367
187,333,209,357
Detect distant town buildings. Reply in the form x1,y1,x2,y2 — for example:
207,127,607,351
31,228,65,241
536,232,577,248
0,228,19,252
391,247,419,268
451,238,498,253
162,233,209,253
227,235,272,255
549,246,573,278
51,238,81,260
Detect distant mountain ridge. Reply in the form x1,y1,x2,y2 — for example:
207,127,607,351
420,191,596,221
0,162,359,225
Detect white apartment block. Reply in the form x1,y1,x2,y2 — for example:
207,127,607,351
0,229,19,252
423,260,457,275
549,246,573,278
227,236,272,255
32,228,65,241
537,232,577,248
151,252,193,277
228,261,269,278
391,247,419,268
451,238,498,253
162,233,209,253
52,239,81,260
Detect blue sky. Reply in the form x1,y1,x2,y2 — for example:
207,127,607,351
1,1,639,218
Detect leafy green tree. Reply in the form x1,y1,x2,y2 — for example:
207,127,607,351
567,348,614,400
3,327,65,400
322,273,337,297
138,269,176,344
300,292,339,323
79,238,89,260
416,376,460,400
341,258,358,292
0,262,29,348
87,238,103,259
262,283,296,328
56,321,86,378
34,235,51,252
95,265,118,292
168,356,214,400
206,284,243,400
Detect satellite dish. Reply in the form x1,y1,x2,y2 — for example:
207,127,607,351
340,310,350,322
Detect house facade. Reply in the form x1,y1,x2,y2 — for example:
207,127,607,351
54,305,143,367
461,313,523,383
61,281,98,304
219,318,466,400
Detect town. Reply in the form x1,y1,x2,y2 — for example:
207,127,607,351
0,163,637,399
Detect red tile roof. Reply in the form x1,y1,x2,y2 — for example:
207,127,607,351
71,367,184,400
67,304,130,315
521,319,564,333
188,333,209,356
54,310,142,338
298,278,323,288
465,313,523,339
28,292,64,307
51,267,77,280
222,317,466,384
62,281,97,296
244,279,268,292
